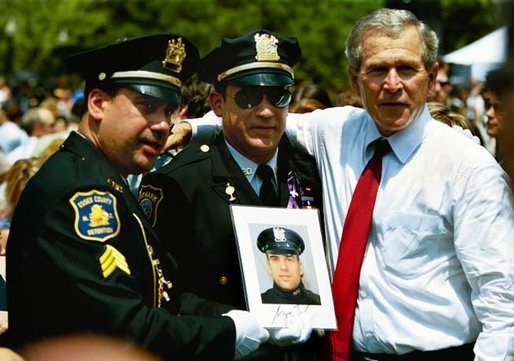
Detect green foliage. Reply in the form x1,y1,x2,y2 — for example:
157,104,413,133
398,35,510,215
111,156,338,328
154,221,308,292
0,0,504,100
440,0,503,53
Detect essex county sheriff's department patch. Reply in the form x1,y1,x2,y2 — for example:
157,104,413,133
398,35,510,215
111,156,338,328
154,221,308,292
137,184,163,227
70,190,121,242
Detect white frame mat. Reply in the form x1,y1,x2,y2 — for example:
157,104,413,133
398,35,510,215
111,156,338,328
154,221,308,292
230,205,336,329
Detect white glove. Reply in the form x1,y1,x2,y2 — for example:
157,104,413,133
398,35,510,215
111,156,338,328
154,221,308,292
267,313,313,347
268,326,312,347
224,310,270,360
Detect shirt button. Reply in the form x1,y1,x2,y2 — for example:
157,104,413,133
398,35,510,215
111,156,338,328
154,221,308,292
219,276,228,285
359,290,367,298
366,332,374,339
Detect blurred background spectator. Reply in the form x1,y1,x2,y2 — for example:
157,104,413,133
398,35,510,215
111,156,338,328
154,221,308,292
333,89,363,108
292,80,333,108
290,98,326,113
6,108,56,164
428,101,473,130
0,104,27,155
0,157,45,251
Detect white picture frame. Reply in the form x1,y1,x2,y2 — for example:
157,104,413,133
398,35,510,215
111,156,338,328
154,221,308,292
230,204,336,329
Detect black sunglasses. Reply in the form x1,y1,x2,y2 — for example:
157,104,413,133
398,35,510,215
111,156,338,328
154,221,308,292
231,87,292,109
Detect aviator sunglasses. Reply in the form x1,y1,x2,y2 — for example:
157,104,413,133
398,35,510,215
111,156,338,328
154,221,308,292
231,87,292,109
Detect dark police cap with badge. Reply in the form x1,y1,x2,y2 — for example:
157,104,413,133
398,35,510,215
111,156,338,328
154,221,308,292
199,29,301,87
257,227,305,255
67,33,200,106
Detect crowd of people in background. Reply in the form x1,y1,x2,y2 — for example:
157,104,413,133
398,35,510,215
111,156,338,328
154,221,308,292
0,5,512,359
0,49,511,324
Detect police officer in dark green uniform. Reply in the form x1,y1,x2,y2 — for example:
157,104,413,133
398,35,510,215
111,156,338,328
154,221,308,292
257,227,321,305
139,29,325,360
5,34,268,360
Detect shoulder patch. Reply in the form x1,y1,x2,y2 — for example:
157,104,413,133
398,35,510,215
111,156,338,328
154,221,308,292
138,184,163,227
69,190,120,242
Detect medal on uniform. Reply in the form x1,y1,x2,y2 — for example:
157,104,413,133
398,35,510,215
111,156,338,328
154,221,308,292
225,183,236,201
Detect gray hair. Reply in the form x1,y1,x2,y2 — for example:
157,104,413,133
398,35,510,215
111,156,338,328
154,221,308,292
345,8,439,72
20,107,55,135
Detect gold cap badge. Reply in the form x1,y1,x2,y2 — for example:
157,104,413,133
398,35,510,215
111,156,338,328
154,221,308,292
162,38,186,73
254,33,280,62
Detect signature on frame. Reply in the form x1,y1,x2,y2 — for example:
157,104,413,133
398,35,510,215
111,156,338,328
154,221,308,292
271,304,309,327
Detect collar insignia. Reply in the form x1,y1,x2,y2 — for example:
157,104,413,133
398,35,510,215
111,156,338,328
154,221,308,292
225,183,236,202
107,178,123,193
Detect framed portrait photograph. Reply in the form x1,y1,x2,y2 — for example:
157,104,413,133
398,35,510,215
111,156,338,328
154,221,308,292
230,205,336,330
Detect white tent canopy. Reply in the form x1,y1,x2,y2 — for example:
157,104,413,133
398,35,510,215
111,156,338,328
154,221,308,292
443,26,507,81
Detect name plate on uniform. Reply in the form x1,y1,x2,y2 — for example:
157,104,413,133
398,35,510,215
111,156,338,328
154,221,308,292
230,205,336,329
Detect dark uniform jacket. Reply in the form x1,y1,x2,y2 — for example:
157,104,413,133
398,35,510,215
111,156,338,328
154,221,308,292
261,282,321,305
5,132,235,361
139,133,325,360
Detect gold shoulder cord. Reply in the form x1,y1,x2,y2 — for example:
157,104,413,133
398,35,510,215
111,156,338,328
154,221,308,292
132,213,173,307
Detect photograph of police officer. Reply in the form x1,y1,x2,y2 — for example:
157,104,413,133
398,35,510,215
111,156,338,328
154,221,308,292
257,226,321,305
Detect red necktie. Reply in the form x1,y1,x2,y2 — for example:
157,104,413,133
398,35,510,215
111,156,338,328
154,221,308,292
329,139,390,361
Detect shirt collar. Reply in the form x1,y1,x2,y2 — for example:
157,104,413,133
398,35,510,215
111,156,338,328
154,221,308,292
364,105,431,164
224,140,278,182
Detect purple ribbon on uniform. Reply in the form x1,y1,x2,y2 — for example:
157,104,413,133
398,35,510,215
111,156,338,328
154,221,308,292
287,171,300,209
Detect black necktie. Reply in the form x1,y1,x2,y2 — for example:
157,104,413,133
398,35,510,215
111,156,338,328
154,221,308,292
256,164,279,207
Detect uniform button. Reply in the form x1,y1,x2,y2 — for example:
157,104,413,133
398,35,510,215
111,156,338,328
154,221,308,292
200,144,210,152
219,276,228,285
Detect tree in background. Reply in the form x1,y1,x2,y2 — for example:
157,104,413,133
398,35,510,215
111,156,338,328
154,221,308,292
0,0,503,102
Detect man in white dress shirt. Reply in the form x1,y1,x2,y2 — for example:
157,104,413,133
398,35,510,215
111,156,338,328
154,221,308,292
180,7,514,361
282,8,514,361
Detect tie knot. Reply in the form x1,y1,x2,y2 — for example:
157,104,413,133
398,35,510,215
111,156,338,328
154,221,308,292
373,139,391,158
256,164,278,206
256,164,275,181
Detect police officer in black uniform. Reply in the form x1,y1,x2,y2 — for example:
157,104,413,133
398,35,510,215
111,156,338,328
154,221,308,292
138,29,324,360
5,34,268,361
257,227,321,305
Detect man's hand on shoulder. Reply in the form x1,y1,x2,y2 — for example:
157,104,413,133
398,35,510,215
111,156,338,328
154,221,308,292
165,121,192,152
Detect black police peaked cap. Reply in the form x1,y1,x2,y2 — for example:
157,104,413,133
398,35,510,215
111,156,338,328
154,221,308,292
199,29,301,87
257,227,305,255
66,34,200,106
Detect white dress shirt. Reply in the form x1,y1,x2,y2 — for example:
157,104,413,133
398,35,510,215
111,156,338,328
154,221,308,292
192,106,514,360
283,105,514,360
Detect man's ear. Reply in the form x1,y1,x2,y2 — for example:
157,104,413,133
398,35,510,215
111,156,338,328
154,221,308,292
209,90,225,117
427,62,439,94
348,67,361,97
265,258,272,275
87,89,109,121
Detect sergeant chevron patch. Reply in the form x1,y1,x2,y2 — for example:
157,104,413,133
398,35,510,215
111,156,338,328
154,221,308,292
100,244,131,278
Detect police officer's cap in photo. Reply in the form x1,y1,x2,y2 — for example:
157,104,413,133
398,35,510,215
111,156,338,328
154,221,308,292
199,29,301,87
67,33,200,106
257,227,305,255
